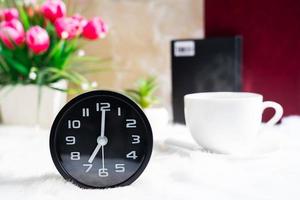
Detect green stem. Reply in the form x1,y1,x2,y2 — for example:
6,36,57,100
0,55,9,74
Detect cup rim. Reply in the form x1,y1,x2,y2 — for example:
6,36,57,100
184,92,263,101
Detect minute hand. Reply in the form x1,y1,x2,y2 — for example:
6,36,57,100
87,109,107,164
100,109,106,137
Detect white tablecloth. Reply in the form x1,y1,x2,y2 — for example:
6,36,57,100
0,116,300,200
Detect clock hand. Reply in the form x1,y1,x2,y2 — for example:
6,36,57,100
101,145,105,169
88,142,102,163
88,136,108,163
100,109,106,137
88,110,108,164
100,110,105,168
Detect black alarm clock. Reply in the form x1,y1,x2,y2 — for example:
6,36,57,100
50,90,153,189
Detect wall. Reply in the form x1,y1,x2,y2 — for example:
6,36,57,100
205,0,300,118
76,0,204,110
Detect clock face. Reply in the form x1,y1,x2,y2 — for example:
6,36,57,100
50,91,153,188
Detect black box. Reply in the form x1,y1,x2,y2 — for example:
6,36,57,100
171,37,242,124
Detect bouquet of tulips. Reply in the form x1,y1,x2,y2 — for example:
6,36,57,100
0,0,108,92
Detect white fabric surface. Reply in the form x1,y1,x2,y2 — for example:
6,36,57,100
0,116,300,200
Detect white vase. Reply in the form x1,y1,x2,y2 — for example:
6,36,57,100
0,81,67,129
144,107,169,141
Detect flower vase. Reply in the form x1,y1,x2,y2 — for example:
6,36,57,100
0,81,67,129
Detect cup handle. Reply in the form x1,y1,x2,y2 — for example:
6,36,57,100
262,101,283,126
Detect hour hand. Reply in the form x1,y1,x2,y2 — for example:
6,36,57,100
88,143,101,163
88,136,108,163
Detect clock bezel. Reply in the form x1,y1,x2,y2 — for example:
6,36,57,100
49,90,153,189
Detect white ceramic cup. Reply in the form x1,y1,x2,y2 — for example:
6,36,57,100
184,92,283,154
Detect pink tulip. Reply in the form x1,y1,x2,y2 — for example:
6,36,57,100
72,14,88,28
55,17,82,40
26,26,50,54
41,0,66,23
0,19,25,49
82,17,108,40
1,8,19,21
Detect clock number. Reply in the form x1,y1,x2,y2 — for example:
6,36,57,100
115,164,125,172
99,168,109,177
83,164,93,173
82,108,90,117
126,151,138,160
65,136,76,145
68,120,81,129
126,119,136,128
131,135,140,144
70,152,80,160
96,102,111,111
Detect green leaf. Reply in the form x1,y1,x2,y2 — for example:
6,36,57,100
14,46,31,67
46,40,65,65
18,5,30,30
64,40,78,54
37,67,88,88
75,66,111,74
0,43,13,58
5,56,29,76
0,55,9,74
125,76,159,108
125,91,142,106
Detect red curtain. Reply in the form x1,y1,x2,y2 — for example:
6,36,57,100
205,0,300,119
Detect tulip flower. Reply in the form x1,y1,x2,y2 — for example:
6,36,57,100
0,19,25,49
1,8,19,21
82,17,108,40
41,0,66,23
72,14,88,28
55,17,82,40
26,26,50,54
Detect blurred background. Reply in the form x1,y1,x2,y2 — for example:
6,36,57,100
0,0,300,127
75,0,204,110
